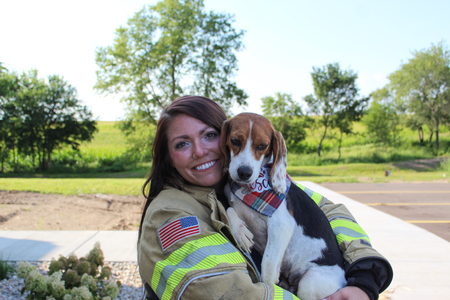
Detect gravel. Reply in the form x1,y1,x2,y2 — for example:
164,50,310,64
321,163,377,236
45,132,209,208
0,261,145,300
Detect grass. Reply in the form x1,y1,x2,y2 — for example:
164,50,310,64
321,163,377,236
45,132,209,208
79,121,127,158
288,162,449,183
0,178,146,196
1,160,448,196
0,254,15,280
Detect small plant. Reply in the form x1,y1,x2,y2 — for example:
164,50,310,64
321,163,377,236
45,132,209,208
0,253,15,280
17,242,120,300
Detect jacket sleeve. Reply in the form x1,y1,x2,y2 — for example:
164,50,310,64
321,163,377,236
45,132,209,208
138,206,299,300
295,183,393,300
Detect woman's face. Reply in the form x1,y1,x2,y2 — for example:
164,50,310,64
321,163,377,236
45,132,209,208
167,114,225,190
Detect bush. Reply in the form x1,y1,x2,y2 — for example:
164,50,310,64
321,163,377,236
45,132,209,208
18,242,120,300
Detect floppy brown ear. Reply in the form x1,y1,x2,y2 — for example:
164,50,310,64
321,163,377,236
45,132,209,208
270,130,288,193
220,119,232,165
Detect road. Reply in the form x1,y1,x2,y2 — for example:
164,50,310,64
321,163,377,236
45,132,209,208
320,183,450,242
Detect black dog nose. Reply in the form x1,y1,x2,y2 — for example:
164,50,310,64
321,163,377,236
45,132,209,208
237,166,253,181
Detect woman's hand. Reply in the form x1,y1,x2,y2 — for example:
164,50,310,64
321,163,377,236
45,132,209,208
323,286,370,300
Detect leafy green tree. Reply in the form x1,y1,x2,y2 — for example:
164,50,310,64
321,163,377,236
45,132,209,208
0,70,97,171
304,63,367,157
95,0,247,122
362,88,401,149
95,0,246,160
389,41,450,149
261,93,308,153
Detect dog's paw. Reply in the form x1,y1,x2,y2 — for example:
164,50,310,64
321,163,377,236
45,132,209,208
233,220,254,253
261,268,280,285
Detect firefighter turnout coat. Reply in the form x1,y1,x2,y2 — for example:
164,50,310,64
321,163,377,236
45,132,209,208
138,184,392,300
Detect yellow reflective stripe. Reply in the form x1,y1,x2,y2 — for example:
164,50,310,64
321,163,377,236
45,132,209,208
152,233,245,300
295,183,324,205
330,219,371,245
273,285,300,300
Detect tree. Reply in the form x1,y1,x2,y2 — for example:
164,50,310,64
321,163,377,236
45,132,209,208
389,41,450,149
94,0,247,123
304,63,367,157
261,93,308,153
0,70,97,171
362,88,401,149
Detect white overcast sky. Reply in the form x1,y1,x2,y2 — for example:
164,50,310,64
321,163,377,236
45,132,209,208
1,0,449,120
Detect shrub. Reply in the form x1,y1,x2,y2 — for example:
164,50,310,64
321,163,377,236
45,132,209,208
19,243,120,300
16,261,37,279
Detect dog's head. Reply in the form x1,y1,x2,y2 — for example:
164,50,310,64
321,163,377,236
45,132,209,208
220,113,287,193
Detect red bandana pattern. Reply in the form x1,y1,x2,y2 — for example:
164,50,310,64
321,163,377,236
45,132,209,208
230,163,291,217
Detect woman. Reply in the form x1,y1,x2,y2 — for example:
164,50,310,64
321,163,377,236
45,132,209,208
138,96,393,300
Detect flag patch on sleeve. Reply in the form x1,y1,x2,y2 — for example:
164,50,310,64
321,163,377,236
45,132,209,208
157,216,201,251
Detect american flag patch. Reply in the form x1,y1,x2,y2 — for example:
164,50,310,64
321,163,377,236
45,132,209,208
157,216,201,251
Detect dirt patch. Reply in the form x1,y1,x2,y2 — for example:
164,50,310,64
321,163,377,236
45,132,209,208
0,190,144,230
393,157,447,171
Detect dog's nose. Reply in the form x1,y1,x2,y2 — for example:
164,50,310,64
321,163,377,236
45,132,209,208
237,166,253,181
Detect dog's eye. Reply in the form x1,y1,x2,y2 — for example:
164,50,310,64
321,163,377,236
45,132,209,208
230,138,241,147
257,144,268,151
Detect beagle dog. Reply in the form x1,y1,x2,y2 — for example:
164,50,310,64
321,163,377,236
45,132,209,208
220,113,346,300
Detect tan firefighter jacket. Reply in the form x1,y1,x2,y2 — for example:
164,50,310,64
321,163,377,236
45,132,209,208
138,183,392,300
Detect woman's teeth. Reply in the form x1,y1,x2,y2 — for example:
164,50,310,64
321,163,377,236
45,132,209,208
194,160,216,170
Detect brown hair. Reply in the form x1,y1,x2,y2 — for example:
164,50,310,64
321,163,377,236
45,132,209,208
138,96,227,243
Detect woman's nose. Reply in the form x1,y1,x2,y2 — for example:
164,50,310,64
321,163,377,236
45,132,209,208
193,142,208,158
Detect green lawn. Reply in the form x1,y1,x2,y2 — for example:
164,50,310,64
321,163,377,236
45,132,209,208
1,161,447,196
0,178,145,196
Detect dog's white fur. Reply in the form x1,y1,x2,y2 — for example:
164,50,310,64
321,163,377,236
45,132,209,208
221,113,346,300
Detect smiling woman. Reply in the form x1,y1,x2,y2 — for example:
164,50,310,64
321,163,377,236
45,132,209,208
167,114,225,190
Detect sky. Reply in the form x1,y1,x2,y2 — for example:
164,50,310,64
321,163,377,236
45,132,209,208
1,0,449,121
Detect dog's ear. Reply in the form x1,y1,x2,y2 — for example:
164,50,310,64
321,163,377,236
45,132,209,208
220,119,231,165
270,130,287,194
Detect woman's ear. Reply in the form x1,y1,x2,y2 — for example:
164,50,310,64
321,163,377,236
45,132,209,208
270,130,287,194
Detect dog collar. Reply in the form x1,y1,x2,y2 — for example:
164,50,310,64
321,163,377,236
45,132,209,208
230,163,291,217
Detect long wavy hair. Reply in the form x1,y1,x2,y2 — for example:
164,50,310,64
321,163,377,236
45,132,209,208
138,96,227,244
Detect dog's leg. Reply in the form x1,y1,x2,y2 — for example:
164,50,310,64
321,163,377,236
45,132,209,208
261,203,295,284
226,207,254,253
224,183,254,253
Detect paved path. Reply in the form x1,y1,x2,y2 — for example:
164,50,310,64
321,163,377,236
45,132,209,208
321,182,450,242
1,182,450,300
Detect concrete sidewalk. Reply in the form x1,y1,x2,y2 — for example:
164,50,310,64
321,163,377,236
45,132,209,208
1,181,449,299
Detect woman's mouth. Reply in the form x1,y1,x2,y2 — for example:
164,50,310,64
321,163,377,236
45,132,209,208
194,160,217,170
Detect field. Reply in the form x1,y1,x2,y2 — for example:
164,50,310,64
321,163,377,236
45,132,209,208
0,120,449,196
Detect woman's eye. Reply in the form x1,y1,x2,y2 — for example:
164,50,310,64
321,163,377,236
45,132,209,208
230,138,241,147
175,141,188,149
205,131,218,139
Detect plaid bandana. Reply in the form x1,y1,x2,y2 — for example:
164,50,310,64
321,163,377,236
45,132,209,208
230,163,291,217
